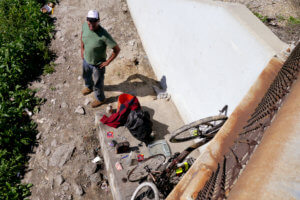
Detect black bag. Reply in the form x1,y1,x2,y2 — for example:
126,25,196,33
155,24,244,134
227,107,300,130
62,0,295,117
124,109,153,143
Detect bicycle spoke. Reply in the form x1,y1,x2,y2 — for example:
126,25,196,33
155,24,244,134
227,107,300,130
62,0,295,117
131,182,159,200
170,115,227,143
128,154,166,182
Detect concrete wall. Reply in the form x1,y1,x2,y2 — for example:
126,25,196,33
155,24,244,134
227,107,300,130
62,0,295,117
127,0,287,123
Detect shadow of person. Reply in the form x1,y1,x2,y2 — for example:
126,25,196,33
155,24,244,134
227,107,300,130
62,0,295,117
104,73,160,98
142,106,170,140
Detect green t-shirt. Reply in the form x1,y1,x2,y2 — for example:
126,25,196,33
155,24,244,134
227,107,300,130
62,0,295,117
82,22,117,65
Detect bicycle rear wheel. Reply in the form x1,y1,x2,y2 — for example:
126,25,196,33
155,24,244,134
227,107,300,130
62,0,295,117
128,154,166,182
169,115,228,143
131,182,159,200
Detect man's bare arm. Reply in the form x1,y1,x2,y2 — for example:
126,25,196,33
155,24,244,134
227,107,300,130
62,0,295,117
81,32,84,60
99,45,120,68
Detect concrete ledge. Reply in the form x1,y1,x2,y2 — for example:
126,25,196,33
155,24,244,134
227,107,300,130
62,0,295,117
97,124,140,200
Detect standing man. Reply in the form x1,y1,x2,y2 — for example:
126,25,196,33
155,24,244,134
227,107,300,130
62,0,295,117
81,10,120,108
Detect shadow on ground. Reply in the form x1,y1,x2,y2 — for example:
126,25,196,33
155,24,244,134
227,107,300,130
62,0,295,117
104,74,160,104
142,106,170,140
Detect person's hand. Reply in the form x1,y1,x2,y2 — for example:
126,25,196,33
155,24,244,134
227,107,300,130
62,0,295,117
99,61,110,68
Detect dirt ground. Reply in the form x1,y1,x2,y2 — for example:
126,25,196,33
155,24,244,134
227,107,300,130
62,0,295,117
23,0,299,199
217,0,300,43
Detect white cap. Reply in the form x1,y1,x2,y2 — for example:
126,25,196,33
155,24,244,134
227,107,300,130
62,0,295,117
87,10,99,19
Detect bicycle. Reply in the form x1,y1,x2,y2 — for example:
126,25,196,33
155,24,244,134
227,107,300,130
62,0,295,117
169,105,228,143
129,141,205,200
130,105,228,199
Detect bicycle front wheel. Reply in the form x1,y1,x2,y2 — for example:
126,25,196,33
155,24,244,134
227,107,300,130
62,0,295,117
131,182,159,200
128,154,166,182
169,115,228,143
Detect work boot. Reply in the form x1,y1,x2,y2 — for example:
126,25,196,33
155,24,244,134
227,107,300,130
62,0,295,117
82,87,92,95
91,99,106,108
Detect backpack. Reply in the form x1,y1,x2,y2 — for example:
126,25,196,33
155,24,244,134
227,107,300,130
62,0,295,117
124,109,153,143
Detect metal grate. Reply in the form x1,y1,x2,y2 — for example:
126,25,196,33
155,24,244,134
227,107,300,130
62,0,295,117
196,43,300,200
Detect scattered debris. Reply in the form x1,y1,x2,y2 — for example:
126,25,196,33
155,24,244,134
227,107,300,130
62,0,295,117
41,3,54,14
100,181,108,190
51,99,56,105
24,108,33,116
137,154,144,162
106,131,114,138
106,104,113,114
115,162,123,171
92,156,102,164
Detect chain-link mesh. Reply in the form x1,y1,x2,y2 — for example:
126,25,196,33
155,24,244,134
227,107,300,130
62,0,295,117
196,43,300,200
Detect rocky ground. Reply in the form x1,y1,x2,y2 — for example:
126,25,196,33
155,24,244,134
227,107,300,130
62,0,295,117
23,0,299,199
217,0,300,44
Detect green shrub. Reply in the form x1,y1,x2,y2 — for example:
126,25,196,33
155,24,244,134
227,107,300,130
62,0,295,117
0,0,54,198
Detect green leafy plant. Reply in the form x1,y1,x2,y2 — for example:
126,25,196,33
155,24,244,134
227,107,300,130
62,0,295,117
287,16,300,25
0,0,54,198
43,62,56,75
253,12,268,23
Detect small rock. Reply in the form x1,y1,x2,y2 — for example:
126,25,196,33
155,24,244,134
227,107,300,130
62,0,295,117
77,76,82,80
62,182,70,191
49,143,75,167
121,4,128,13
84,163,97,177
75,106,85,115
60,102,68,108
84,98,91,106
41,80,45,84
51,139,57,147
51,99,56,105
36,118,46,124
54,55,66,64
89,173,102,183
67,65,70,70
55,175,64,186
36,132,42,140
45,148,51,156
73,183,83,196
129,40,135,46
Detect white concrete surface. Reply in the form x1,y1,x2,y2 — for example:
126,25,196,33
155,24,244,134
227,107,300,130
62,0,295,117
127,0,287,123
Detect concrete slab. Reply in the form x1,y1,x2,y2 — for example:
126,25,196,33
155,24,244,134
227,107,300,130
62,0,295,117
127,0,288,123
97,97,200,200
